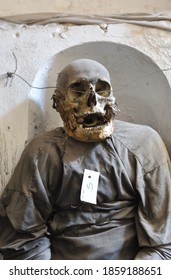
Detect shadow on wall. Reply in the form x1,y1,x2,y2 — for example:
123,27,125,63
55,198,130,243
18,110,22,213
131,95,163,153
0,101,29,194
29,41,171,156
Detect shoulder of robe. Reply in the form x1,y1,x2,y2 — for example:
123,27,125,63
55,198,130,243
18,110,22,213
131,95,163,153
113,120,169,172
22,127,66,159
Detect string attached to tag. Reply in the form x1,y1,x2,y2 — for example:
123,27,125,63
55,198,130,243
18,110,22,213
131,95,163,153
80,169,100,205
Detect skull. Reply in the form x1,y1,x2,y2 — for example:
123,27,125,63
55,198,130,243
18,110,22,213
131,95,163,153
52,59,118,142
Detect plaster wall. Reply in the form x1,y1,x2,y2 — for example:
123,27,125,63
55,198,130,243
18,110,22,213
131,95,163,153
0,0,171,16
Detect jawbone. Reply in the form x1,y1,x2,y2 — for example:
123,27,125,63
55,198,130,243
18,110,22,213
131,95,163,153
64,119,115,142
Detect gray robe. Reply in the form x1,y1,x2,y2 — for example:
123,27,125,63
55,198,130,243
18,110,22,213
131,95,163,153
0,120,171,260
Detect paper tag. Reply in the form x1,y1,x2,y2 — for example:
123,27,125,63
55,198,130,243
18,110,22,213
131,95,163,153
80,169,100,204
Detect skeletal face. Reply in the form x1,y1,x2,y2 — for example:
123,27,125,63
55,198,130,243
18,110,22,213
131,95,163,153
52,59,117,142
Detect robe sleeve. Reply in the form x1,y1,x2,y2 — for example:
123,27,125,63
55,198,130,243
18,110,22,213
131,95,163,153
0,136,62,260
135,140,171,259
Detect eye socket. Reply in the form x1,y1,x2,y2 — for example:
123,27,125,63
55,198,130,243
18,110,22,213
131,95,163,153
67,82,86,101
95,80,111,97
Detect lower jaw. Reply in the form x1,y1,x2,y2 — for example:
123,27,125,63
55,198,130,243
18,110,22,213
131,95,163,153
65,121,115,142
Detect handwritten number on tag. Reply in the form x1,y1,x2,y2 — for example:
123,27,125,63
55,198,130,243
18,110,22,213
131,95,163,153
87,182,93,190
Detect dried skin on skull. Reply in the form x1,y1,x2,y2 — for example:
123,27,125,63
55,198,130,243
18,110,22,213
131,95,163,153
53,59,118,142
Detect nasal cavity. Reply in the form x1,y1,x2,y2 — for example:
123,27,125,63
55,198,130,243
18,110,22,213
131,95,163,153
87,92,97,107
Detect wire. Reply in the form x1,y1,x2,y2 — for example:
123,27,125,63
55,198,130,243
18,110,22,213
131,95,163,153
14,73,57,89
0,52,171,92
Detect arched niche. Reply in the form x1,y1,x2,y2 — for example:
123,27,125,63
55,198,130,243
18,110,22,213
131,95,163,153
29,41,171,155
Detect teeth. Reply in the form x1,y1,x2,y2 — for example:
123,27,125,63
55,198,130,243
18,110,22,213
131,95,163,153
77,112,110,128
